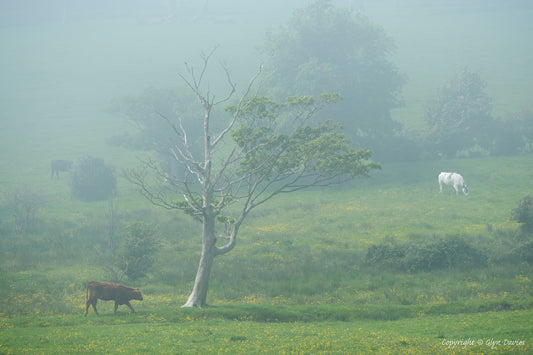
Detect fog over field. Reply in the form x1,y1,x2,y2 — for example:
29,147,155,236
1,1,532,188
1,2,533,351
1,0,311,182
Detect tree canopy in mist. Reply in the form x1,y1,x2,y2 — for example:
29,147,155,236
262,0,406,157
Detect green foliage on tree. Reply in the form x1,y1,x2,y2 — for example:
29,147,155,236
119,222,158,281
70,156,116,202
512,195,533,233
262,0,405,157
228,94,380,184
424,67,494,158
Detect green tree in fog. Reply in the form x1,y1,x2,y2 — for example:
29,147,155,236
424,67,494,158
262,0,405,158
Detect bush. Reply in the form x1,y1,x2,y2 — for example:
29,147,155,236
365,235,487,272
119,222,158,281
511,195,533,233
70,156,116,202
4,187,47,234
509,241,533,264
365,243,405,269
404,236,486,272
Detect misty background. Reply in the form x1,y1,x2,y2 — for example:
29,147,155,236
1,0,532,191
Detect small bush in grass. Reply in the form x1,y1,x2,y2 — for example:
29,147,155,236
404,236,487,272
70,156,116,202
506,241,533,264
365,235,487,272
511,195,533,233
4,187,46,234
119,222,158,281
365,243,405,269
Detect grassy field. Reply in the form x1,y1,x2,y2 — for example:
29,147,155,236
1,2,533,353
1,155,532,353
1,309,531,354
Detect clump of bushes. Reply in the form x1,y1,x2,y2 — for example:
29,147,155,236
70,156,116,202
511,195,533,233
365,235,487,272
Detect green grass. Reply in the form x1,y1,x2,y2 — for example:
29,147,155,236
1,155,532,353
1,309,531,354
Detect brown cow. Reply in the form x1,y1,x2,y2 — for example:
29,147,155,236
84,281,143,316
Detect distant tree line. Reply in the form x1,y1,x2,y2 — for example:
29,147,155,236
108,0,533,166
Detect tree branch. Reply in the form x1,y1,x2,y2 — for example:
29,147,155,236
211,63,263,149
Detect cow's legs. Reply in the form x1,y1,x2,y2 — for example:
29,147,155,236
85,299,98,316
84,301,90,316
92,300,99,315
114,301,135,315
125,301,135,314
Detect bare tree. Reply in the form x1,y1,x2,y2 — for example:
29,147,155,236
127,49,380,307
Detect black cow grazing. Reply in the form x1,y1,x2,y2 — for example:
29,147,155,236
84,281,143,316
51,159,73,178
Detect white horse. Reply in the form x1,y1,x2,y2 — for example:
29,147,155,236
438,172,469,195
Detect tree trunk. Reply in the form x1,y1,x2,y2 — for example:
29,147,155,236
181,245,215,308
182,213,217,308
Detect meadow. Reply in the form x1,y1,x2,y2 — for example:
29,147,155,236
1,1,533,353
1,155,532,353
1,310,531,353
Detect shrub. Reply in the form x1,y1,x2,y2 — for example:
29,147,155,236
517,241,533,263
404,236,486,272
70,156,116,202
4,187,47,234
503,241,533,264
118,222,158,281
511,195,533,233
365,243,405,269
365,235,487,272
